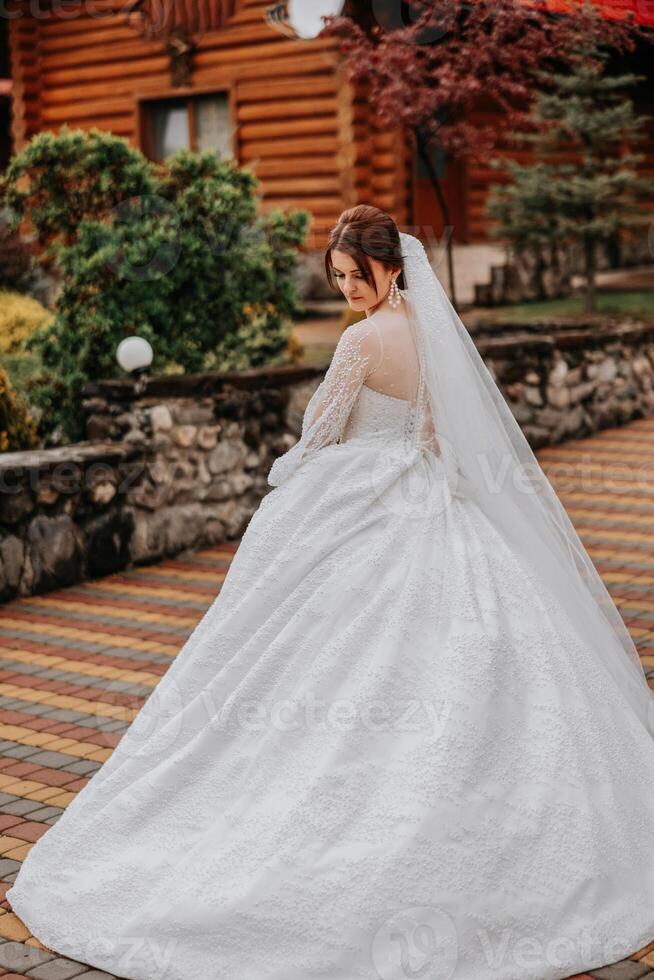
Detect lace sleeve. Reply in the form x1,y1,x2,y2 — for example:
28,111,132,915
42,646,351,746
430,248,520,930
268,320,382,487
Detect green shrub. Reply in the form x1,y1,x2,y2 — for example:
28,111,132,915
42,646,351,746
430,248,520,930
0,127,309,444
0,365,40,453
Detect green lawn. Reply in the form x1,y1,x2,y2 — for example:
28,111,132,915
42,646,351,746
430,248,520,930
468,289,654,324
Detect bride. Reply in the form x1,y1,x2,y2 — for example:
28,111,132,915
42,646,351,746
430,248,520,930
6,205,654,980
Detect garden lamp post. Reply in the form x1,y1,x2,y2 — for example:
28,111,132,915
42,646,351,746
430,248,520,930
116,337,154,396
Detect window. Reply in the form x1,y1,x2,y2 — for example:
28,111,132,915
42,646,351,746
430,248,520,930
142,92,234,162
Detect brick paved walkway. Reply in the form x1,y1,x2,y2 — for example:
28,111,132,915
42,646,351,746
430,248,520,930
0,418,652,979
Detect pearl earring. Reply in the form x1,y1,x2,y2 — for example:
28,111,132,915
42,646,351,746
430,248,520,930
388,276,402,309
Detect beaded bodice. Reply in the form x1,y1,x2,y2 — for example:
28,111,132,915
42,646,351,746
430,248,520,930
341,383,416,444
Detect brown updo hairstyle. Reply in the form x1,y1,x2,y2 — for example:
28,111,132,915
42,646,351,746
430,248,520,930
325,205,406,296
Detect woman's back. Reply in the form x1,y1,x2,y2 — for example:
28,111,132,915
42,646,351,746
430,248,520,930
346,308,438,454
360,308,421,403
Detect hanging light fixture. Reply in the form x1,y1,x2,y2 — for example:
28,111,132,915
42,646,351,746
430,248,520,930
265,0,345,39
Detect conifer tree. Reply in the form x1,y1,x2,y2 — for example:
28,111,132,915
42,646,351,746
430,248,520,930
487,47,654,312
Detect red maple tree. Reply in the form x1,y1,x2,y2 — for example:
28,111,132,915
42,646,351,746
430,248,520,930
322,0,648,308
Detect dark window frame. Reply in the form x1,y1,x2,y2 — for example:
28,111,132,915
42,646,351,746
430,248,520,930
135,83,237,162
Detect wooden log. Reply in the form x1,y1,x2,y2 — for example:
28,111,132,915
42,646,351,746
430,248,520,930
237,97,338,122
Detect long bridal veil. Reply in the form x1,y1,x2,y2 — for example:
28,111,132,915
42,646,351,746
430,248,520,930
398,231,654,734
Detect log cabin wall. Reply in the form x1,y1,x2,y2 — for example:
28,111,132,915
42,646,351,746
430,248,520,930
7,12,42,152
6,0,412,250
6,1,651,252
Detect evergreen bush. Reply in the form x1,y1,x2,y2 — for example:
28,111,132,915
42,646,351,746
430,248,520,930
0,127,309,443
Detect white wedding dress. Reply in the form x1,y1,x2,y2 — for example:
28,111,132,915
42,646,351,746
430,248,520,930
6,307,654,980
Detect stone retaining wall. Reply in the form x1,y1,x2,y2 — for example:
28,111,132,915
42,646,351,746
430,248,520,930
1,318,653,601
470,317,654,447
0,443,135,601
0,365,323,601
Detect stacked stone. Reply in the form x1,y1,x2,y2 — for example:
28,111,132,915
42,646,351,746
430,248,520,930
493,344,654,448
81,373,322,565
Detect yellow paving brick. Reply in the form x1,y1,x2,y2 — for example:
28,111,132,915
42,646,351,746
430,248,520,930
2,779,53,796
633,939,654,959
4,842,32,861
113,669,160,684
72,743,114,760
24,786,67,803
46,790,76,807
94,581,213,603
141,566,226,583
0,724,32,741
17,731,56,747
0,911,30,942
84,747,114,763
44,737,87,751
38,737,112,760
0,835,30,855
0,725,65,751
0,773,23,789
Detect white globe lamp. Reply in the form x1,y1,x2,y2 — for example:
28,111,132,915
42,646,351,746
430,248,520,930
116,337,154,394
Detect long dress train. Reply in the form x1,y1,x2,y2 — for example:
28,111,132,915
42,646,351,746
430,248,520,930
5,311,654,980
